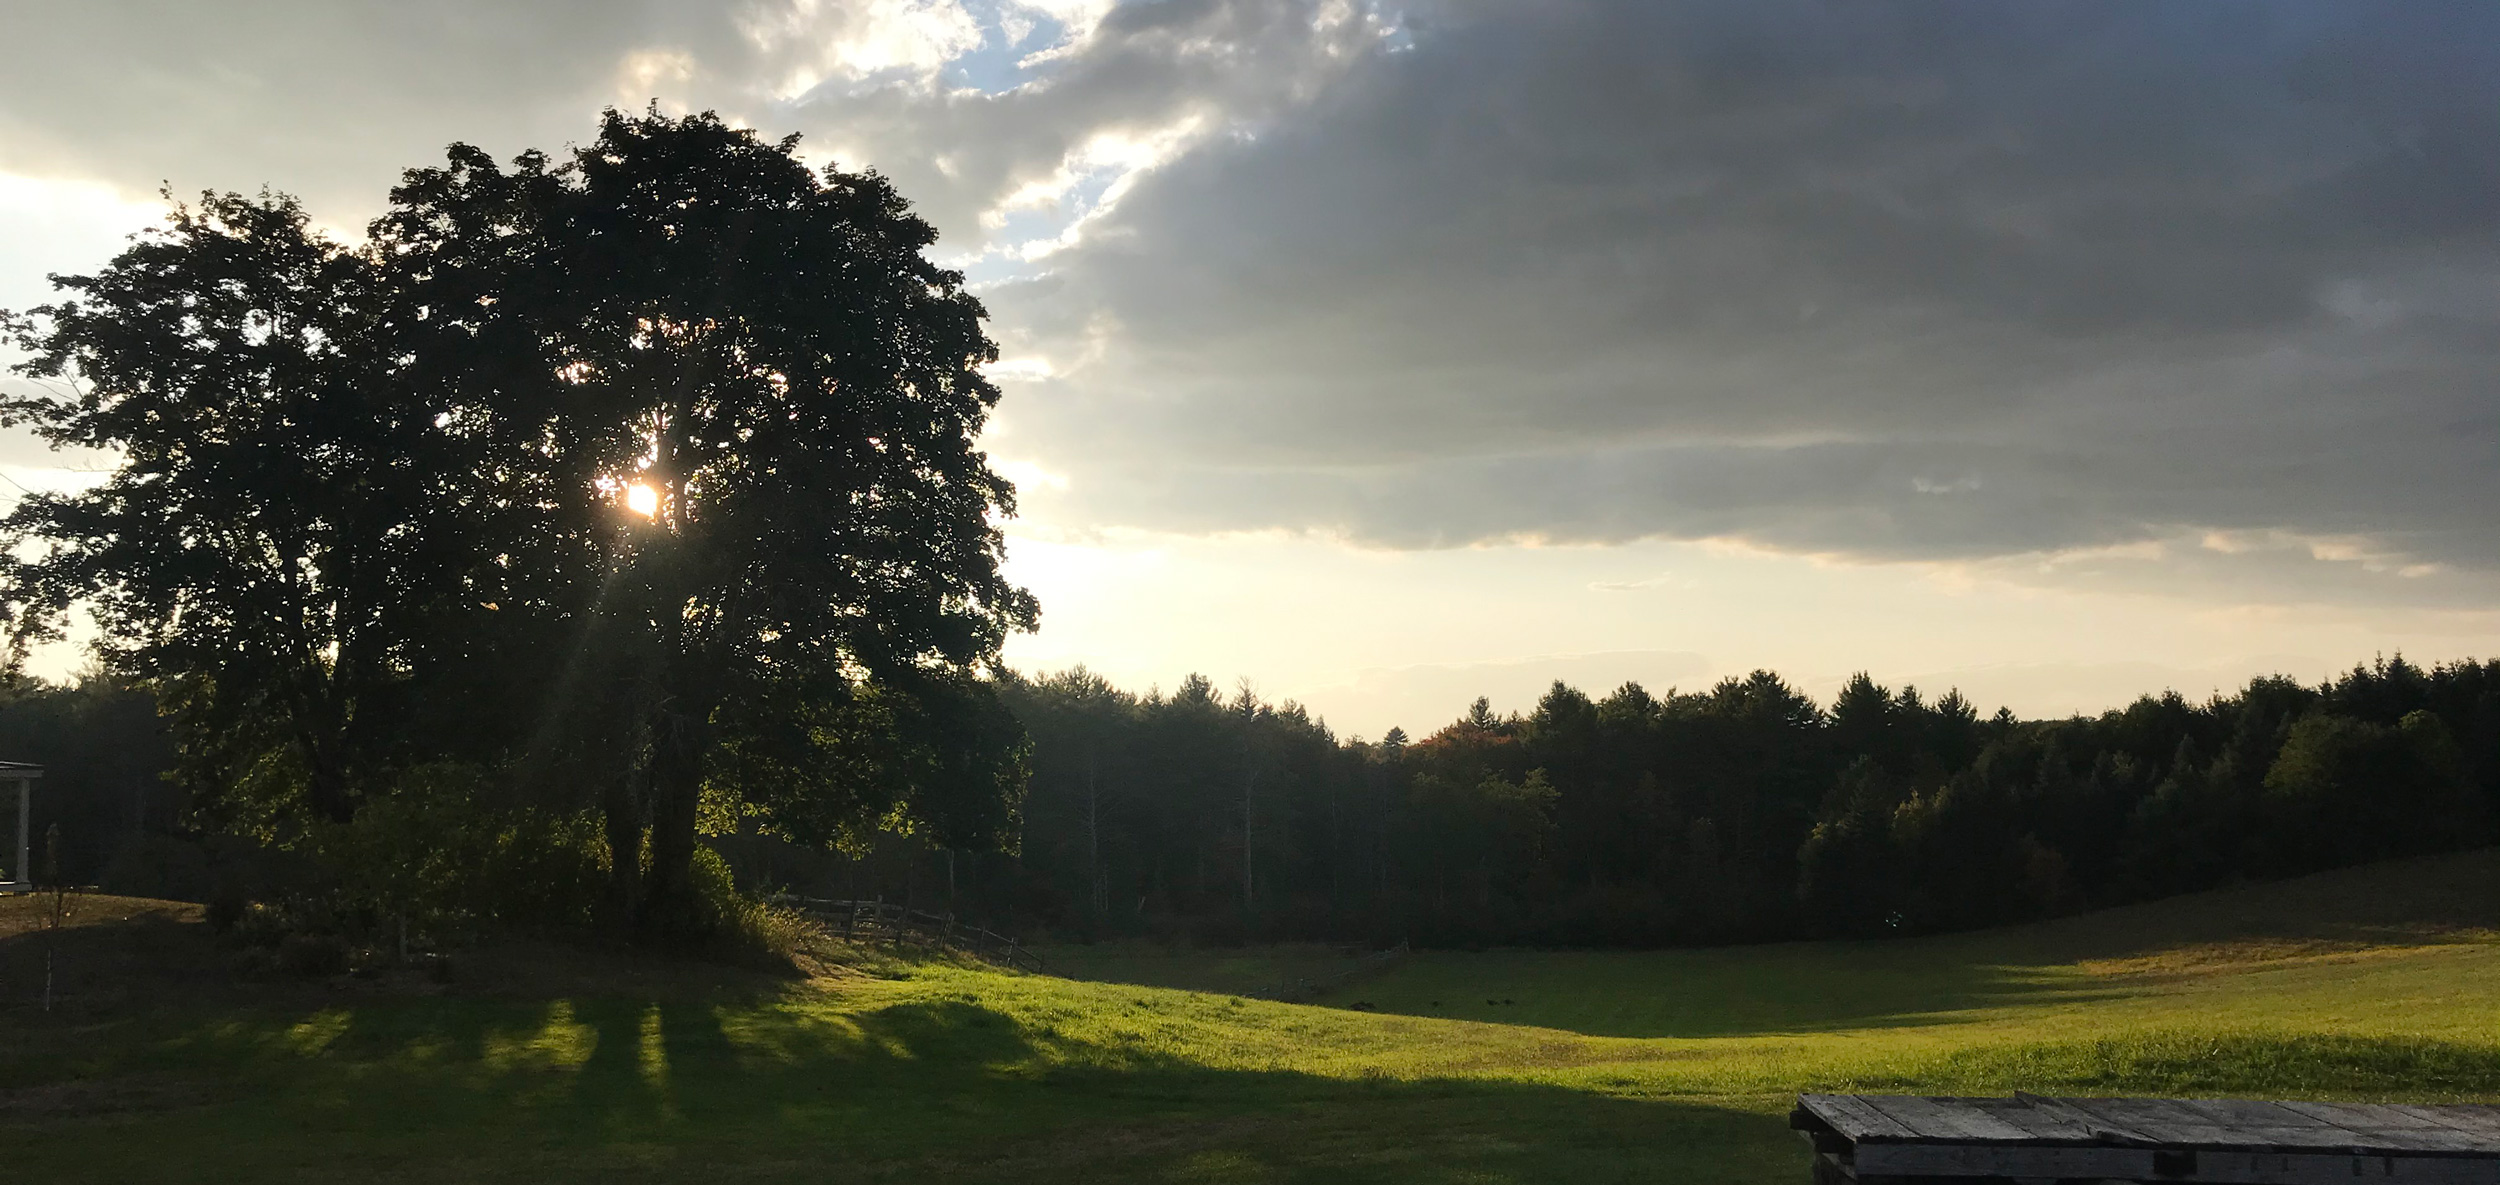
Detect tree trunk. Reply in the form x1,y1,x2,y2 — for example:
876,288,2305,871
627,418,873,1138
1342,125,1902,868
636,703,711,941
296,694,355,825
602,766,643,932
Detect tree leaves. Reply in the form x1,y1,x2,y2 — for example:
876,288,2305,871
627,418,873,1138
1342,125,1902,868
2,110,1039,938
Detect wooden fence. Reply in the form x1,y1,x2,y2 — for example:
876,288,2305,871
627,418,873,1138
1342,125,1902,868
1248,940,1411,1003
773,896,1045,974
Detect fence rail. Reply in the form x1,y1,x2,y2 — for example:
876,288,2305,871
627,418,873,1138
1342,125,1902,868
1248,940,1411,1003
772,896,1044,974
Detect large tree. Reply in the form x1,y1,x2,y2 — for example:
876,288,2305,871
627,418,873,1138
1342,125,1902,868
1,192,471,828
5,110,1037,939
376,109,1038,934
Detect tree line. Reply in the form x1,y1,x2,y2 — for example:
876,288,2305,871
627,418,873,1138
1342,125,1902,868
969,655,2498,946
10,648,2493,951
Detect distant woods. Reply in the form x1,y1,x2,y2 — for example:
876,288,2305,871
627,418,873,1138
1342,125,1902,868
21,654,2493,949
979,655,2500,946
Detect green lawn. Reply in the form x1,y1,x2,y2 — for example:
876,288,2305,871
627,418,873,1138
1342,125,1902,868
5,851,2500,1183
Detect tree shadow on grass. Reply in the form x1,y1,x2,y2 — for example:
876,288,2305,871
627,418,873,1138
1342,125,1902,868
17,981,2500,1184
10,992,1805,1185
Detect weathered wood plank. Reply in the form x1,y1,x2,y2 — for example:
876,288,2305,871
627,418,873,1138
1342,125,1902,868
2339,1103,2499,1129
2186,1098,2363,1150
1794,1094,1920,1141
2176,1097,2385,1148
1798,1093,2500,1180
2034,1096,2500,1157
1968,1093,2099,1141
2012,1092,2163,1144
2278,1101,2441,1131
2389,1105,2500,1142
2273,1102,2494,1154
1860,1095,2041,1143
2055,1096,2246,1147
2230,1100,2500,1155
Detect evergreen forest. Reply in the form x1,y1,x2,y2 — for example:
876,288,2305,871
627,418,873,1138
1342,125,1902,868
22,654,2497,951
984,655,2500,945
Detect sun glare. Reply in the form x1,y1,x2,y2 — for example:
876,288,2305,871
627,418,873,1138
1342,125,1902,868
625,482,660,517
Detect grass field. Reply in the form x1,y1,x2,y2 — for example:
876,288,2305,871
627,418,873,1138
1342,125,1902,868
5,852,2499,1183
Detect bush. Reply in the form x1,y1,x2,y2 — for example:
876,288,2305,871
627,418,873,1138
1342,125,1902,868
276,931,350,978
206,886,246,935
110,761,808,968
683,845,815,967
297,764,607,949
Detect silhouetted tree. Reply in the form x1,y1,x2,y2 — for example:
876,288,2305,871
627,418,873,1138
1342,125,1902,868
2,192,468,829
376,109,1036,936
5,110,1037,943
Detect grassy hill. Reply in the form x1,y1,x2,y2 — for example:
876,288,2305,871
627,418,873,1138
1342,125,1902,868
4,851,2499,1183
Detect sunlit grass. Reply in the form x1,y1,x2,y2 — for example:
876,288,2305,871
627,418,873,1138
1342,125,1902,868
5,851,2499,1182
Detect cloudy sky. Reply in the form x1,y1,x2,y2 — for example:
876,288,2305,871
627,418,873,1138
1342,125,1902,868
4,0,2497,735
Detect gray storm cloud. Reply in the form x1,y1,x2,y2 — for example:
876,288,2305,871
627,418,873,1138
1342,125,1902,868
3,0,2496,606
984,0,2500,597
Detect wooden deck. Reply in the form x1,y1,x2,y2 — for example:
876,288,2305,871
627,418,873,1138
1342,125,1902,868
1792,1093,2500,1184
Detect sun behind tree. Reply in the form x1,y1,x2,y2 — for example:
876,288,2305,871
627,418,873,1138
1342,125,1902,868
2,108,1039,942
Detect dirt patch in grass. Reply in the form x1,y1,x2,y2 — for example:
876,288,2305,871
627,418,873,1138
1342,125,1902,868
0,893,203,937
0,894,225,1016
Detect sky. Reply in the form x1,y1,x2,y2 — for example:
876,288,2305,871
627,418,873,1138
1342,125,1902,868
2,0,2497,738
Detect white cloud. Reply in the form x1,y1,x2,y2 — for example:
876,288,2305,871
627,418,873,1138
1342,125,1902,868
741,0,988,96
984,355,1059,382
0,173,165,312
994,458,1069,491
615,48,699,105
0,173,167,469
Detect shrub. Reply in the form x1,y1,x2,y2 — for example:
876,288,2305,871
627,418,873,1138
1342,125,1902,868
205,886,246,935
682,845,815,967
301,764,608,947
275,932,350,978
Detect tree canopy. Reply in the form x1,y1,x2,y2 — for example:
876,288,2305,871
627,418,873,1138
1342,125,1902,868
3,109,1037,940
